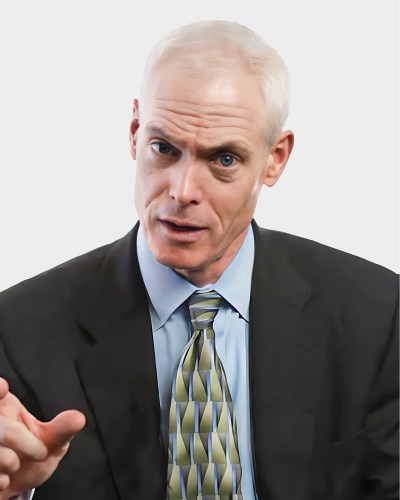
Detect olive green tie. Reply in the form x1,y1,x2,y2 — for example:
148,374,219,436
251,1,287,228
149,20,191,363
167,290,242,499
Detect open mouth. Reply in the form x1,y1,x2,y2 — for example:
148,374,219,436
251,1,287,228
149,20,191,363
164,221,203,232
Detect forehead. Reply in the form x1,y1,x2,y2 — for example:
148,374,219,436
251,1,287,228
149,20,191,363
140,63,268,146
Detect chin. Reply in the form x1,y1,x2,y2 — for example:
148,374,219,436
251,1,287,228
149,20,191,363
156,254,203,272
151,246,208,272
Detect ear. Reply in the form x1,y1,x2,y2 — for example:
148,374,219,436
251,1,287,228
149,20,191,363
263,130,294,187
129,98,140,160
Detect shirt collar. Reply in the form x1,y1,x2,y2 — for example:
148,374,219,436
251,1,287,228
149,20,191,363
137,224,255,330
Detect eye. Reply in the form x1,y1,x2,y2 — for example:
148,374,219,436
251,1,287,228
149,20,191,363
217,154,236,167
151,142,173,155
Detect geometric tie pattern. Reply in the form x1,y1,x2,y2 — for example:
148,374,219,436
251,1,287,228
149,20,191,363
167,290,242,499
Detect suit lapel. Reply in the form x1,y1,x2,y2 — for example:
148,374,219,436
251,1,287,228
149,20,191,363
250,222,325,500
75,225,165,500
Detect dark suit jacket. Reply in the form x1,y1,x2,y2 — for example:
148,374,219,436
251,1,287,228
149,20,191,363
0,222,398,500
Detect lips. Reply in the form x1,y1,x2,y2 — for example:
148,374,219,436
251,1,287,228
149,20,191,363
159,219,207,242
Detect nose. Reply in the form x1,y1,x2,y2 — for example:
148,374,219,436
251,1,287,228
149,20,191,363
168,161,203,206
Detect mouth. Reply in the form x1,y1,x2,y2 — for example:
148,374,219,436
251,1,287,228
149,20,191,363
159,219,207,241
163,221,203,231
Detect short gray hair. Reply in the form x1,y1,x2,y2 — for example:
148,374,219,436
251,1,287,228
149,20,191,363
141,20,291,146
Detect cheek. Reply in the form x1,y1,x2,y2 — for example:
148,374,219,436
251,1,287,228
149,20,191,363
215,180,263,233
134,163,167,214
249,181,263,204
221,178,262,213
244,173,265,211
134,164,151,215
133,180,144,219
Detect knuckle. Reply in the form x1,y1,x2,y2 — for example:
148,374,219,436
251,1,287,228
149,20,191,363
0,419,45,461
0,448,20,473
0,419,17,443
0,473,10,490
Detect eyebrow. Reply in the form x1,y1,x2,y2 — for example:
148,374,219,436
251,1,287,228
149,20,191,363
144,124,252,159
145,125,176,145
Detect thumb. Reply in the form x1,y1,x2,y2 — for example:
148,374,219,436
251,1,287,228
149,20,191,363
21,409,86,453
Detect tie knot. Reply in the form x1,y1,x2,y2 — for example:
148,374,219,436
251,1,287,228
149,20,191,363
189,290,221,331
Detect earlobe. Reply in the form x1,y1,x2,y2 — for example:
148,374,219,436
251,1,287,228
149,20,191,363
129,98,140,160
264,130,294,187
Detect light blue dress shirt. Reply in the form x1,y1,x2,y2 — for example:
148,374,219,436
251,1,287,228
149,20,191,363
137,225,257,500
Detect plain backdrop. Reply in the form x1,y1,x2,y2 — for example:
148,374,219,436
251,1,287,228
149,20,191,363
0,0,398,292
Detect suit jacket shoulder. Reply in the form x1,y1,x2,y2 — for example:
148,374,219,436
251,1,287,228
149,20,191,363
0,240,113,319
254,224,398,311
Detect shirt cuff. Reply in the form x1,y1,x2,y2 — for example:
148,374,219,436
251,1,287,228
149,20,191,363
13,490,35,500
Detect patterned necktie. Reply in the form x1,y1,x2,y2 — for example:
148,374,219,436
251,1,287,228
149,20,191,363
168,290,242,499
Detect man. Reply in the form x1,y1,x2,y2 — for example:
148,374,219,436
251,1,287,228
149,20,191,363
0,19,398,500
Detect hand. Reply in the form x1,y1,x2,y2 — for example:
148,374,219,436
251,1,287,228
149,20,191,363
0,377,85,500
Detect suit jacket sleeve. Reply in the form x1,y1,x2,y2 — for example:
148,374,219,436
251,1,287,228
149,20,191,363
364,297,399,499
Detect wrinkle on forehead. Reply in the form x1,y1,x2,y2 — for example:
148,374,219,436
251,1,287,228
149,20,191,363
154,98,253,120
153,98,255,133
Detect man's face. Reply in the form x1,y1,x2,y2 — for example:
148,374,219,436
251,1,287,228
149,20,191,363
131,63,289,285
